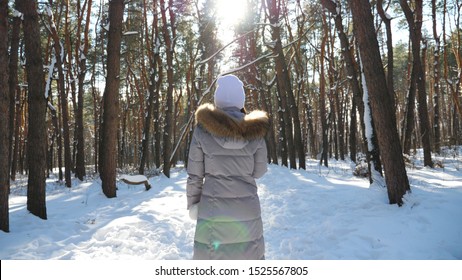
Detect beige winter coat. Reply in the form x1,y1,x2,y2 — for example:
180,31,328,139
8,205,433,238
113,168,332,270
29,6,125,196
186,103,269,260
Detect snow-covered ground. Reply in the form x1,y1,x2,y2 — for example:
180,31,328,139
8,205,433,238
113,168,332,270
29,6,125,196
1,148,462,260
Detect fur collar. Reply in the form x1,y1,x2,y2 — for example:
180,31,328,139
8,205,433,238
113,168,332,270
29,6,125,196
195,103,269,140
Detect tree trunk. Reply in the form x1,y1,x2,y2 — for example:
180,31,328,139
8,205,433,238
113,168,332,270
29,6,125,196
100,0,124,198
401,60,417,154
160,0,175,177
334,87,345,161
349,97,357,162
18,0,48,218
275,80,290,167
258,78,278,164
19,112,27,175
8,15,20,181
319,14,329,167
47,7,72,188
154,62,163,169
431,0,441,153
303,79,316,159
0,0,10,232
349,0,411,205
400,0,433,167
321,0,382,178
91,77,100,173
48,102,60,175
119,95,128,167
308,63,318,159
139,0,160,174
266,0,304,169
377,0,396,109
10,86,22,181
151,1,163,170
139,77,155,174
75,0,92,181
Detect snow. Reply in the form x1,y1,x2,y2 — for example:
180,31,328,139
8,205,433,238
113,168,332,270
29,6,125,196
123,31,139,36
1,148,462,261
45,6,53,17
359,53,382,183
119,174,149,184
103,22,110,32
359,54,373,152
11,9,23,19
47,101,56,112
44,54,56,99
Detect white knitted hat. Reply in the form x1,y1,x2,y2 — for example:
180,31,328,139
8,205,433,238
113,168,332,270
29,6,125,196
214,75,245,109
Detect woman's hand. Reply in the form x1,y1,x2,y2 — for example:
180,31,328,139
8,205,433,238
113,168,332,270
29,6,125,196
189,203,199,220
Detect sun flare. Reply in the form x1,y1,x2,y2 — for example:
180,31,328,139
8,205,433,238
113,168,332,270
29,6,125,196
215,0,248,28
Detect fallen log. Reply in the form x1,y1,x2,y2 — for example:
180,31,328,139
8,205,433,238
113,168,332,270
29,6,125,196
119,174,151,191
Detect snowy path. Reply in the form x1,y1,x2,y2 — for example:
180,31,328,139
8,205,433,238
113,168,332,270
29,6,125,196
1,158,462,260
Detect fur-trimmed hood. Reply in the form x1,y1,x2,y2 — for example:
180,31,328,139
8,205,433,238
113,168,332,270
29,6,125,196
195,103,269,140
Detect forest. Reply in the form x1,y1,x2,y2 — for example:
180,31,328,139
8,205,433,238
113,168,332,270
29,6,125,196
0,0,461,233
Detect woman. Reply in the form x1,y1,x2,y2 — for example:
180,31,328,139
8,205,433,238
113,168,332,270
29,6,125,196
186,74,269,260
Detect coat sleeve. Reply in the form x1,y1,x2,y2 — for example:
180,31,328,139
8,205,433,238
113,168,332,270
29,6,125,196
252,138,268,179
186,128,205,209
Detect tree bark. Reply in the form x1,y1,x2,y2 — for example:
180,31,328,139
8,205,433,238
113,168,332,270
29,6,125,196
431,0,441,153
0,0,10,232
18,0,48,218
319,13,329,167
100,0,124,198
377,0,396,109
75,0,92,180
349,96,357,162
8,15,21,181
139,0,160,174
160,0,175,177
401,59,417,154
11,89,24,180
275,81,289,167
259,77,278,164
321,0,382,178
400,0,433,167
46,6,72,188
349,0,411,205
266,0,305,169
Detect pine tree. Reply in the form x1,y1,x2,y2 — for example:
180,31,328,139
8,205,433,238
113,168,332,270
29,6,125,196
349,0,411,205
100,0,125,198
0,0,10,232
18,0,48,218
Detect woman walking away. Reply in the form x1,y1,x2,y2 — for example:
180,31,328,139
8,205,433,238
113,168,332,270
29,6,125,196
186,74,269,260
